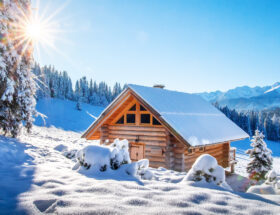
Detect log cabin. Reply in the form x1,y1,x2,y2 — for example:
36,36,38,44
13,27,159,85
82,84,249,172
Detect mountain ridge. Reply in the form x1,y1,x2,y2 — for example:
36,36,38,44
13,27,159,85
197,82,280,111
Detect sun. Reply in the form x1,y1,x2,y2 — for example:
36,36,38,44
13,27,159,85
25,20,43,42
21,13,56,49
9,0,68,60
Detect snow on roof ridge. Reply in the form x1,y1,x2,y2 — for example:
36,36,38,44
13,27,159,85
128,83,192,95
161,112,224,116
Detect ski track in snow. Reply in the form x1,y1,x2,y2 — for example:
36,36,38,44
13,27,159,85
0,126,280,214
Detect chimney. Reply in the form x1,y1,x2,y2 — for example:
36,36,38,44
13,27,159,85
153,84,165,89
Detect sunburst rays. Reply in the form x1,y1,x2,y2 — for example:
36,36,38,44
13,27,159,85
9,0,69,60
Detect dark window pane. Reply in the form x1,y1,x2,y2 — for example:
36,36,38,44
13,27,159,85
152,117,161,125
141,114,150,124
129,104,136,111
140,105,146,111
126,114,135,124
116,115,124,124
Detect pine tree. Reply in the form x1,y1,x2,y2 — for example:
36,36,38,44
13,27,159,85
79,76,89,103
271,114,280,140
14,55,36,133
0,0,36,137
112,82,122,100
246,130,273,181
76,100,82,111
74,80,81,101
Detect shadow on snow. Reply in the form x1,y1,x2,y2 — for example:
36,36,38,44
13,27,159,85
0,136,36,214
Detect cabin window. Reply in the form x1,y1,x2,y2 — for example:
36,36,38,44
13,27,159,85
129,104,136,111
126,114,136,124
199,146,205,152
188,148,194,154
152,117,161,125
116,115,124,124
141,114,150,124
140,105,147,111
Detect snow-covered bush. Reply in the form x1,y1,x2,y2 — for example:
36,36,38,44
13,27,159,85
184,154,231,190
75,139,131,172
76,145,112,171
63,149,77,159
109,139,131,169
265,170,277,185
247,184,276,195
264,170,280,192
247,170,279,195
126,159,153,180
246,130,273,181
73,139,153,180
276,181,280,190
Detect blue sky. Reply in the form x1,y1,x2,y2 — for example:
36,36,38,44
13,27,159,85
33,0,280,93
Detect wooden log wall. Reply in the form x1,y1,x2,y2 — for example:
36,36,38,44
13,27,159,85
100,125,109,144
184,142,230,171
105,125,168,168
170,135,186,172
164,131,174,170
99,123,231,173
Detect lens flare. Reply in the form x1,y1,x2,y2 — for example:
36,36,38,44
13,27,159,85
9,0,68,60
25,21,42,41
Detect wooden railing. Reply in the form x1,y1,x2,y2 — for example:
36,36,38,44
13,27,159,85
229,147,237,173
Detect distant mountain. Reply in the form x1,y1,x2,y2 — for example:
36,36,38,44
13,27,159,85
197,82,280,111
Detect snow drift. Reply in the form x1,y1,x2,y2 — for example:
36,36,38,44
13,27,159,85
183,154,231,190
247,170,280,195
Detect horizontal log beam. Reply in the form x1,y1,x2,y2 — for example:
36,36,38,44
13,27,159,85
109,130,167,137
108,134,166,142
108,125,165,132
107,139,166,147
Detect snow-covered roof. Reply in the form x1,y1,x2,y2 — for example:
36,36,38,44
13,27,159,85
128,84,249,146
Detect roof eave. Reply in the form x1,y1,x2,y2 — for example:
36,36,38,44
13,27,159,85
189,136,249,148
81,88,131,138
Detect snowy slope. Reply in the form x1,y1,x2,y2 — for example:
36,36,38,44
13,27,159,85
34,98,104,132
0,126,280,214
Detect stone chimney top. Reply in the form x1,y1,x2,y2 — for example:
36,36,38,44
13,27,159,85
153,84,165,89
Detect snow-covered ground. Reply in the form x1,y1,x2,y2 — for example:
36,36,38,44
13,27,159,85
0,126,280,214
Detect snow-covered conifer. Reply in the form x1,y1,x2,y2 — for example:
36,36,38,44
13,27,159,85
76,100,82,111
0,0,36,137
246,130,273,181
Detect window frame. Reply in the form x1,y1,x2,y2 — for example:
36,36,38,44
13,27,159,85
140,113,151,125
126,113,136,124
113,101,162,127
115,115,124,124
187,147,195,154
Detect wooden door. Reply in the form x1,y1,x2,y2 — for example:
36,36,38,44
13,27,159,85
129,142,145,162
